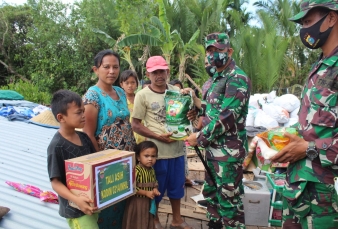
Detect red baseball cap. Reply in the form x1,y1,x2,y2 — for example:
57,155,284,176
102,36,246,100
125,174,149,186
146,56,169,72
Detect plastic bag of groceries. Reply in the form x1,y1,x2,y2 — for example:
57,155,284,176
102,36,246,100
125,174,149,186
273,94,300,112
267,127,299,151
164,90,193,140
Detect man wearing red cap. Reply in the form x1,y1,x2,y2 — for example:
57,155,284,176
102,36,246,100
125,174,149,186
132,56,194,229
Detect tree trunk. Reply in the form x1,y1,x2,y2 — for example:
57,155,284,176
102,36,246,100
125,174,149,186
0,59,31,83
185,73,202,94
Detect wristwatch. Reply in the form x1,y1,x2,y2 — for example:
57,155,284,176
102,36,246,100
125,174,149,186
306,141,318,161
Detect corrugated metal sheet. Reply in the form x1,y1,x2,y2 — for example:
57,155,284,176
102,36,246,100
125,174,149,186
0,117,68,229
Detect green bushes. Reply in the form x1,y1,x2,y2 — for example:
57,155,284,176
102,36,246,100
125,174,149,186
0,80,52,105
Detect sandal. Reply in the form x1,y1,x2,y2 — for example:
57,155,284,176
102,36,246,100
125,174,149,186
155,221,164,229
169,221,194,229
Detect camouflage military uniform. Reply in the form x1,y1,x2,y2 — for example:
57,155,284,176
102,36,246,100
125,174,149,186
284,2,338,228
197,34,251,228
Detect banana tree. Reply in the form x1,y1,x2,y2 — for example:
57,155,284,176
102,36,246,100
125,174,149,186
92,29,160,72
176,29,204,81
117,0,180,66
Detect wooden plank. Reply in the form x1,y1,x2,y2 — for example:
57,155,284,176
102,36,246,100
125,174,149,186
158,204,208,221
190,186,201,192
184,217,203,229
188,170,205,182
201,220,209,228
163,197,198,208
193,208,207,215
187,152,197,158
158,212,169,229
188,161,205,171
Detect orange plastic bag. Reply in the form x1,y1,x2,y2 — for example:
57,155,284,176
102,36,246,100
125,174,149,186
268,127,298,151
257,127,299,151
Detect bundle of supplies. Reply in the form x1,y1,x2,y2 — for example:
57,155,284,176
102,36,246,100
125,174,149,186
243,127,299,170
164,90,193,140
65,149,136,211
246,91,300,129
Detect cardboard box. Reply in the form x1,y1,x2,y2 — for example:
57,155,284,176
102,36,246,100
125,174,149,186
65,149,136,211
242,180,271,226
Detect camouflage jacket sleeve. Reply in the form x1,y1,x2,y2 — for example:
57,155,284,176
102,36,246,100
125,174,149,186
197,76,250,147
198,101,206,117
297,55,338,167
315,135,338,167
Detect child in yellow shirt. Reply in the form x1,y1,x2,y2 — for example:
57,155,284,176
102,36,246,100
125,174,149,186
120,70,146,143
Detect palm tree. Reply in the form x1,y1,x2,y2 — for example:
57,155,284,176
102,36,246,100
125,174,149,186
232,10,289,93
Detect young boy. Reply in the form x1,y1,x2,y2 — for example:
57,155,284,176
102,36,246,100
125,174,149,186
47,90,98,229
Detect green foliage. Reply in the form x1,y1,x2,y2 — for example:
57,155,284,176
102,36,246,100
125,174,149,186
232,11,289,93
0,80,52,104
0,4,33,84
0,0,322,96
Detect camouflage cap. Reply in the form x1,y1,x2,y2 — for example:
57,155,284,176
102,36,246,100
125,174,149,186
290,0,338,24
204,32,230,50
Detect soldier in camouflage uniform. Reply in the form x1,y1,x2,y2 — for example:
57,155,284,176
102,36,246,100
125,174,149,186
271,1,338,228
186,33,251,229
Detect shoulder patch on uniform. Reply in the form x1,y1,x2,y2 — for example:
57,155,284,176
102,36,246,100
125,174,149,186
227,84,237,96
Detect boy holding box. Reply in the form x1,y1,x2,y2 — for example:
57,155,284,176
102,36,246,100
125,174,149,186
47,90,98,229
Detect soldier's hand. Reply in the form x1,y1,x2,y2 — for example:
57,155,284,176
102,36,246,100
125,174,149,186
181,88,196,98
187,109,197,121
186,132,198,147
270,132,307,163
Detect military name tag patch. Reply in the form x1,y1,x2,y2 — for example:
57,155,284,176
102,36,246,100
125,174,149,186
227,84,237,96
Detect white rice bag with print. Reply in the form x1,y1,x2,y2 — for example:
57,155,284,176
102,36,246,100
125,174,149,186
284,118,299,127
254,110,279,129
262,104,289,124
273,94,300,112
290,107,300,119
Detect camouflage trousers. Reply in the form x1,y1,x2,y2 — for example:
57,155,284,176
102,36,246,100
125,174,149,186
203,160,245,229
282,180,338,229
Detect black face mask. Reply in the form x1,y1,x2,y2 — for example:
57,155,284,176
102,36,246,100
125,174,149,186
300,14,333,49
205,66,216,77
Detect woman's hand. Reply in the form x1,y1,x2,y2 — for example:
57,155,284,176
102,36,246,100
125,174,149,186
83,104,100,151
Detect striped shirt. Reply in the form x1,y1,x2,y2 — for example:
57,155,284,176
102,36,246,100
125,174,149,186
135,164,158,197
